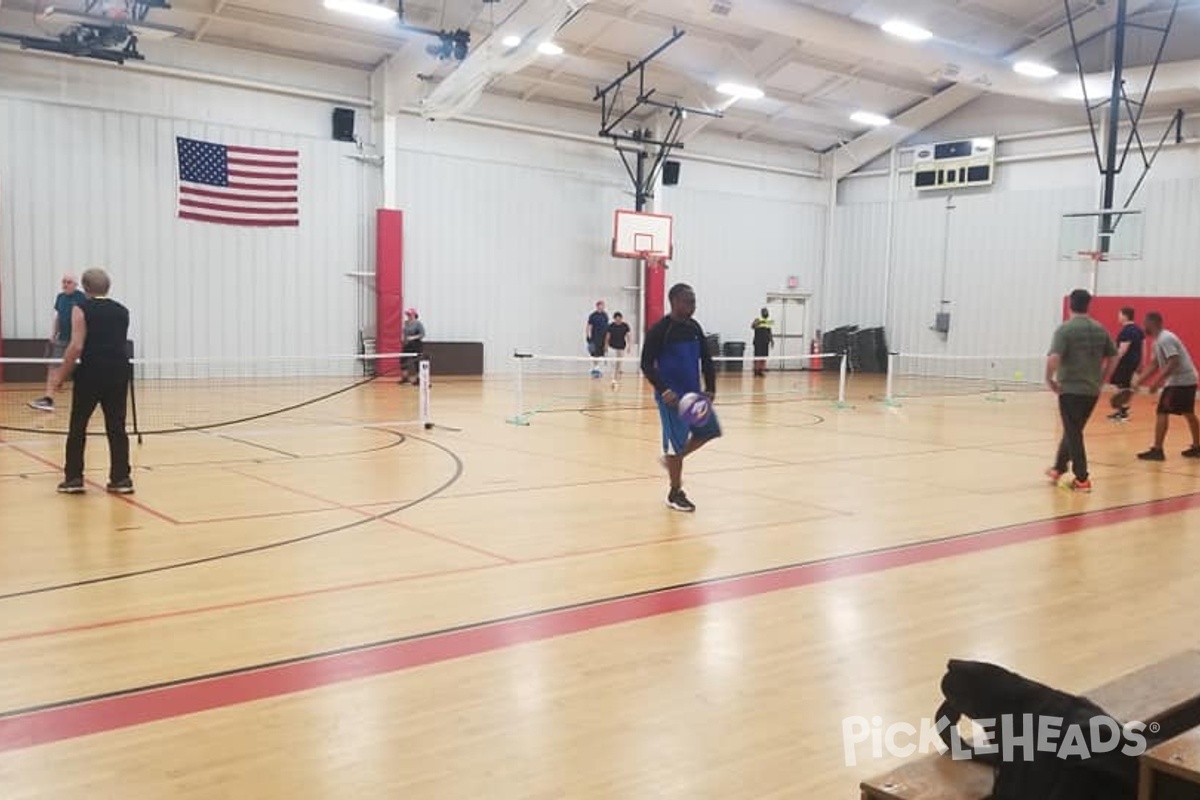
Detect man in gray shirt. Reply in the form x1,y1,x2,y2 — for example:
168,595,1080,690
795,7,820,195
1134,311,1200,461
400,308,425,385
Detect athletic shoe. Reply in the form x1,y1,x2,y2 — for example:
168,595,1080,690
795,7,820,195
57,478,85,494
666,489,695,512
27,397,54,412
1182,445,1200,459
1070,479,1092,493
1045,468,1064,484
106,478,135,494
1137,448,1166,461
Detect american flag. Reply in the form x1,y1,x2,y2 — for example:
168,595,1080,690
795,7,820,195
175,137,299,227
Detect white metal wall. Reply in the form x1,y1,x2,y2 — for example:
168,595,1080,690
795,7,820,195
662,174,827,352
830,100,1200,361
392,117,829,372
0,57,371,366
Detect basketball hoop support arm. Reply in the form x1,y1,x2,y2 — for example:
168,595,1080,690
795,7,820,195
1063,0,1181,257
594,28,721,211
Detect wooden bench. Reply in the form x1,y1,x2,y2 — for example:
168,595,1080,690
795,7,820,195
1138,725,1200,799
861,650,1200,800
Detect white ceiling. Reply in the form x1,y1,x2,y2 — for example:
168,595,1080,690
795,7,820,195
3,0,1200,152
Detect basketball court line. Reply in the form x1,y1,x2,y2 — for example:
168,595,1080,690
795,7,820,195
0,436,467,601
3,441,181,524
2,491,1198,753
223,466,516,564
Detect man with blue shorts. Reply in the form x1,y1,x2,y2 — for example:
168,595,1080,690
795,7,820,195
641,283,721,512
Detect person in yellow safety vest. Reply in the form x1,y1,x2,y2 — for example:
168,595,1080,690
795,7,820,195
751,308,774,376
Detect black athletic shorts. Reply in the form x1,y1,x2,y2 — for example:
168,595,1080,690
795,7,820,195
1110,363,1136,389
1157,384,1197,416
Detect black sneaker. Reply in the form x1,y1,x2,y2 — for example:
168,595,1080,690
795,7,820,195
28,397,54,412
1182,446,1200,459
57,478,85,494
106,478,135,494
666,489,695,512
1138,448,1166,461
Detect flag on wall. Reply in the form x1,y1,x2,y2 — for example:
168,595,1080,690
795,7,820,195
175,136,299,227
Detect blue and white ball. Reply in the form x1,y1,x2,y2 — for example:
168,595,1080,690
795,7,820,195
677,392,710,426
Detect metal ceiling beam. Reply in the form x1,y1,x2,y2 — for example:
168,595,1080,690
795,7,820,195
829,0,1164,179
166,0,410,52
191,0,228,43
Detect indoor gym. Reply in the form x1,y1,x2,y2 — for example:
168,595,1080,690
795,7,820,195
2,1,1200,799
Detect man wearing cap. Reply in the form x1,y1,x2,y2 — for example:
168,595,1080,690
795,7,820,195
400,308,425,385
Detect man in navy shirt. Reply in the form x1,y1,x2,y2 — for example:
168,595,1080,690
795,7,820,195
1108,306,1144,421
586,300,609,377
29,273,86,412
641,283,721,512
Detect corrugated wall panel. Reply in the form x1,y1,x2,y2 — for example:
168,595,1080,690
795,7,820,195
0,95,365,369
827,202,888,331
663,186,826,349
393,146,629,373
391,120,828,373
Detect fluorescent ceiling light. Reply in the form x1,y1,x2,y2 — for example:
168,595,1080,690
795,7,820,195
1013,60,1058,78
502,34,522,47
716,82,765,100
881,19,932,41
851,110,890,127
323,0,398,21
537,41,564,55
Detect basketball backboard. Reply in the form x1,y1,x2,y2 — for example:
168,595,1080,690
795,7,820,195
1058,209,1144,261
613,210,673,259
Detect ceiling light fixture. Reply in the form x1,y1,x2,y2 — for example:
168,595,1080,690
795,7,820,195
1013,60,1058,78
502,34,522,47
715,82,765,100
537,41,564,55
323,0,398,21
851,110,891,127
880,19,932,42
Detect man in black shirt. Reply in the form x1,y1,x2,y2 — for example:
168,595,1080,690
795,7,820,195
1108,306,1144,421
606,311,631,386
52,268,134,494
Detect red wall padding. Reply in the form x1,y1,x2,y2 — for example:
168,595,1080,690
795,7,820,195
1063,295,1200,372
376,209,403,378
644,262,666,335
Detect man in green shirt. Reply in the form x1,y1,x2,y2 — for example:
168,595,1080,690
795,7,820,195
1045,289,1117,491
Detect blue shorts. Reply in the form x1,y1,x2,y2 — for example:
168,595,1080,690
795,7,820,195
656,393,722,455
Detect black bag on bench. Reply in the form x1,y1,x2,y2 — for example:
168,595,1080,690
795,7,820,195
933,659,1146,800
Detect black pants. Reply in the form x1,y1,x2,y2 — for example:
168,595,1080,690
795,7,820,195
65,366,131,483
1054,393,1099,481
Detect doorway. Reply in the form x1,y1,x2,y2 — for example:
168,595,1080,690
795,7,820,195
763,292,811,372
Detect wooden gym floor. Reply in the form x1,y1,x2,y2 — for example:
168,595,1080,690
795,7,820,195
1,370,1199,798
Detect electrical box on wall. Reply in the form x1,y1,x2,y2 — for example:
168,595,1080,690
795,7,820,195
913,137,995,191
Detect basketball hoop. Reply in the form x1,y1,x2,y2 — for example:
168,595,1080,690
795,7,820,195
1077,250,1108,263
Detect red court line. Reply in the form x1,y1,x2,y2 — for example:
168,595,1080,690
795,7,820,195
6,442,180,525
2,491,1199,752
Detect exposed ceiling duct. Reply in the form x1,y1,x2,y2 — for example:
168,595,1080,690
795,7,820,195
418,0,588,121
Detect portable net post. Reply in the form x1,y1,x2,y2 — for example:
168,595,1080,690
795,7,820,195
507,351,532,426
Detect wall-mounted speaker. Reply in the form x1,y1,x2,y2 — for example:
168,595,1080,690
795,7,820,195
662,160,681,186
332,107,356,142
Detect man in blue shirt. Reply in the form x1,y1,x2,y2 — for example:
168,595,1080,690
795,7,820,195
1108,306,1144,421
28,273,87,412
641,283,721,512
